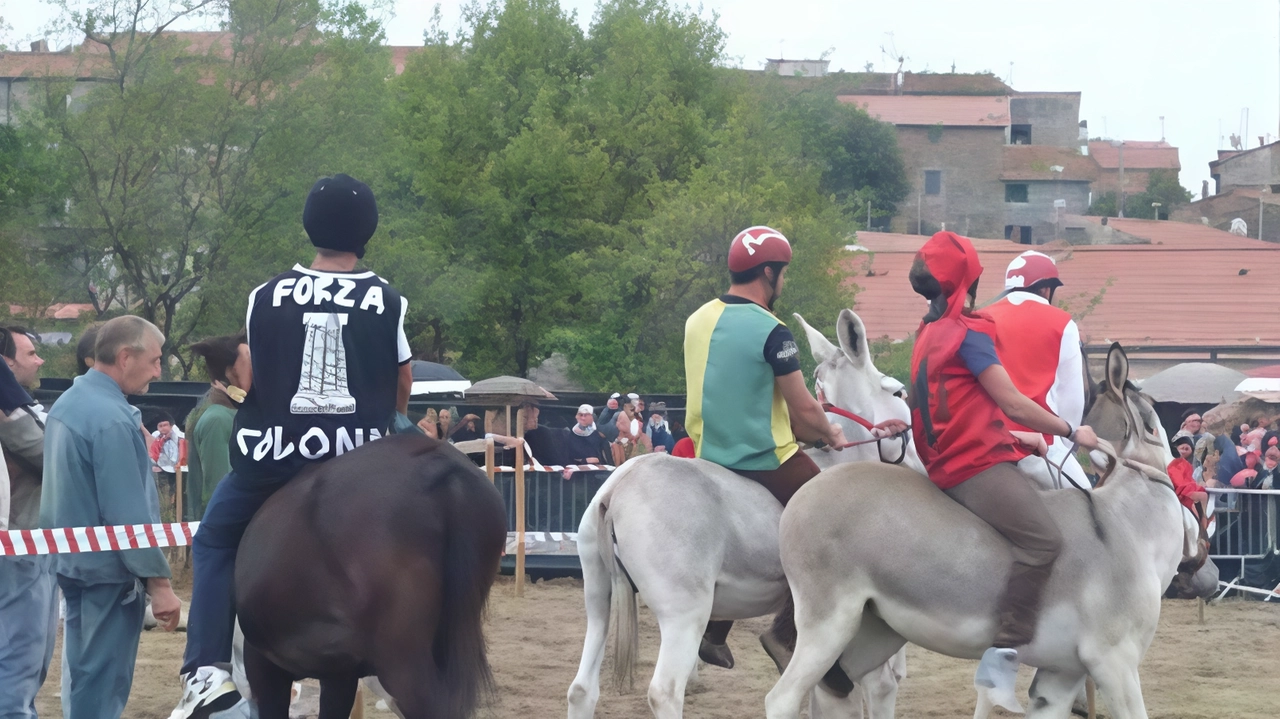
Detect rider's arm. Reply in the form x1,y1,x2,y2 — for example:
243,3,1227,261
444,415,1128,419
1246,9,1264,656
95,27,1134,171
1047,320,1086,427
978,365,1096,448
397,362,411,415
777,371,842,446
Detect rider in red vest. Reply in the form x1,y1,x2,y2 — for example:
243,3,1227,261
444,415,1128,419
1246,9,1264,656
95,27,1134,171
984,251,1090,489
908,232,1099,713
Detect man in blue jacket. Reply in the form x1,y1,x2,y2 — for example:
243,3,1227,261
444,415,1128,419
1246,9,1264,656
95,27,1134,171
40,315,183,719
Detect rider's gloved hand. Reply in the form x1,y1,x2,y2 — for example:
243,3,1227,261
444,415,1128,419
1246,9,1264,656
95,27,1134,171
1070,425,1099,450
823,422,848,451
871,419,909,438
394,412,425,435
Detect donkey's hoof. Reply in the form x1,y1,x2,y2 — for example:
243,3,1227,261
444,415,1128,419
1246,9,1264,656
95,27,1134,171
698,639,735,669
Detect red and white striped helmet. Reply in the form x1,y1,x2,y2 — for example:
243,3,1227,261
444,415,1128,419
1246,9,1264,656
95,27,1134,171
728,226,792,272
1004,250,1063,291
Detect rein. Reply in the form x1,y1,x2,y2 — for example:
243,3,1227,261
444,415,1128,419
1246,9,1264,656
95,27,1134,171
817,402,910,465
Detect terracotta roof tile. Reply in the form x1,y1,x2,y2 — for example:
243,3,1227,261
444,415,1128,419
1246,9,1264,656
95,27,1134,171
844,231,1280,348
838,94,1010,127
1087,141,1180,171
1077,217,1273,248
1001,146,1099,182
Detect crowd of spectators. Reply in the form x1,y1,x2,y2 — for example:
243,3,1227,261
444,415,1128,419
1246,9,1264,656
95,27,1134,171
411,390,688,473
1170,410,1280,594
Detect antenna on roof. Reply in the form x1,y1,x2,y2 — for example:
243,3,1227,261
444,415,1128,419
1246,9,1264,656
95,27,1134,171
1160,116,1165,142
1008,61,1014,87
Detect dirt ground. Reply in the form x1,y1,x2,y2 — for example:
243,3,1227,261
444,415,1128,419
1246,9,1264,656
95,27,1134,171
35,574,1280,718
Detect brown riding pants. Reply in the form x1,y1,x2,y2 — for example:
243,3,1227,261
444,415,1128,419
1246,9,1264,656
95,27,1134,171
944,462,1063,648
734,451,823,506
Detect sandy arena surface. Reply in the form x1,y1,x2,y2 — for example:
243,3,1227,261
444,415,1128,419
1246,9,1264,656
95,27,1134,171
35,573,1280,718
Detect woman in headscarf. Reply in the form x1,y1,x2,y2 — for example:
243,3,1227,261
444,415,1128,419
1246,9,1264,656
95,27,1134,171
907,232,1099,711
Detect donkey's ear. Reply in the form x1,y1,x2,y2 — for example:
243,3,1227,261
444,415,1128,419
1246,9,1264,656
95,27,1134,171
836,309,871,370
1105,342,1129,397
793,313,838,364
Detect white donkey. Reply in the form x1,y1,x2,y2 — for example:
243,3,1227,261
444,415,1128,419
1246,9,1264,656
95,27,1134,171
765,343,1209,719
567,309,921,719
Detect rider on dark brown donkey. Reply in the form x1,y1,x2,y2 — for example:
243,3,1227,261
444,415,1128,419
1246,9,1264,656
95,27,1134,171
684,226,906,684
172,174,414,717
908,231,1099,713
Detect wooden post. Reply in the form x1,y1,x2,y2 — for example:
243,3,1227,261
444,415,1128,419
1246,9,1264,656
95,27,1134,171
350,683,365,719
484,438,495,483
514,406,526,597
1198,596,1206,624
175,464,184,524
1086,678,1096,719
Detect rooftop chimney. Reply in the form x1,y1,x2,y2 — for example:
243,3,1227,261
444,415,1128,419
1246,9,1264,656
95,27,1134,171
30,39,49,53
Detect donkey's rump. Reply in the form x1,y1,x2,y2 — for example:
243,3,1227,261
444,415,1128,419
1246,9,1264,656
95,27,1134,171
234,433,506,709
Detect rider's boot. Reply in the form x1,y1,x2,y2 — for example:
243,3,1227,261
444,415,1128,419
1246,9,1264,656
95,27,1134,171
758,594,855,698
976,562,1055,714
699,620,735,668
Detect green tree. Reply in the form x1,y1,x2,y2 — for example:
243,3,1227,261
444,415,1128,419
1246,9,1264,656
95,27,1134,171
28,0,394,375
1087,170,1191,220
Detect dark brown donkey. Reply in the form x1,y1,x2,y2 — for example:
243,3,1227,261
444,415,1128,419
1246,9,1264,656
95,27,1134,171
234,434,507,718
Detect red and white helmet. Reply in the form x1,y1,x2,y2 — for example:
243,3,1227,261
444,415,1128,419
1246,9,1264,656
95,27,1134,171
728,226,792,272
1004,250,1062,291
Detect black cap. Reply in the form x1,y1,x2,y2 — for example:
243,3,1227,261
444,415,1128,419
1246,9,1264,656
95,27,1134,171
1171,436,1194,451
302,174,378,259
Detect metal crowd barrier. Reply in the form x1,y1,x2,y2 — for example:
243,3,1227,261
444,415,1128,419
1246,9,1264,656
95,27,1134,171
1207,488,1280,601
494,470,611,535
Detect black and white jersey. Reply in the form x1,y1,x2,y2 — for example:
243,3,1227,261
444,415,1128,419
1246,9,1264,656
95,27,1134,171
231,264,411,478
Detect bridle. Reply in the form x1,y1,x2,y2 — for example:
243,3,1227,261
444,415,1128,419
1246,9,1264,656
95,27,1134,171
818,402,910,465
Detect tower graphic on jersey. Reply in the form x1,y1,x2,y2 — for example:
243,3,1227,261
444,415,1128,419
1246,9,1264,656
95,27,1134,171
290,312,356,414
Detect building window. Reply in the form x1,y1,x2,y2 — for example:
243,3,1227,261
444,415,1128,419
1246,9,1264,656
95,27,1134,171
924,170,942,195
1005,184,1029,203
1004,225,1034,244
1010,124,1032,145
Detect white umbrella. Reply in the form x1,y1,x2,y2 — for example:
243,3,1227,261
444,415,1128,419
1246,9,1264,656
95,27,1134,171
1138,363,1247,405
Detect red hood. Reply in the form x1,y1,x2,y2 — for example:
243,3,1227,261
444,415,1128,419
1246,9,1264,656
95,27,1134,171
914,231,985,323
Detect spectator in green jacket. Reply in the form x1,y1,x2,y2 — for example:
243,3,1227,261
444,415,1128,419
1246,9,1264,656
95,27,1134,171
184,331,251,521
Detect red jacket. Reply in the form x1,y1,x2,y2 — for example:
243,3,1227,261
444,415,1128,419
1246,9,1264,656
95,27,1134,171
909,232,1028,489
1166,457,1200,511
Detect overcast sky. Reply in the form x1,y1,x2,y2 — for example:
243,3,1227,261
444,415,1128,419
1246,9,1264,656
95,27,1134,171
5,0,1278,197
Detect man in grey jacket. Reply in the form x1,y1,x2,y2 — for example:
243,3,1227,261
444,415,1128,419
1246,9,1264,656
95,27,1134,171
0,326,59,719
40,316,182,719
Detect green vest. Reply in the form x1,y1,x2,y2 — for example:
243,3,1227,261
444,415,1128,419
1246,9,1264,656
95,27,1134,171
684,298,797,470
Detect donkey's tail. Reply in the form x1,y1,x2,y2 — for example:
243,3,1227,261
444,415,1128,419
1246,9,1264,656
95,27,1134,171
434,482,505,718
597,492,638,693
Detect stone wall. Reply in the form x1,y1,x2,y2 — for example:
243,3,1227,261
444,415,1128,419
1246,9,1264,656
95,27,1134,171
890,125,1007,238
1010,93,1081,149
1213,144,1280,192
1002,180,1092,244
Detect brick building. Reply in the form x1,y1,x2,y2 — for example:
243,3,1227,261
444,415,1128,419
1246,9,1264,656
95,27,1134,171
0,34,421,125
1210,142,1280,193
1000,146,1098,243
841,94,1011,237
1087,140,1181,196
842,89,1099,242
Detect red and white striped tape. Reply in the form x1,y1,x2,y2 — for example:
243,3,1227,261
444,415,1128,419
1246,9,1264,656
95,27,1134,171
0,522,199,557
494,463,616,473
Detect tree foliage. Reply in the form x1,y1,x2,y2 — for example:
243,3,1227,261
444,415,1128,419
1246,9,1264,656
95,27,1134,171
1086,169,1192,220
4,0,910,389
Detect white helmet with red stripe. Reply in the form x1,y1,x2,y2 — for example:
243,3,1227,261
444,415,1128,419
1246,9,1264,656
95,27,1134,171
1004,250,1063,292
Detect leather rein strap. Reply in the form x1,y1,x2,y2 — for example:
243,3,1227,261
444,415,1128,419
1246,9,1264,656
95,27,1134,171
818,402,910,465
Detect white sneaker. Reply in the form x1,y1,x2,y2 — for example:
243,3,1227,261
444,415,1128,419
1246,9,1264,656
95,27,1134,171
974,647,1024,714
169,666,243,719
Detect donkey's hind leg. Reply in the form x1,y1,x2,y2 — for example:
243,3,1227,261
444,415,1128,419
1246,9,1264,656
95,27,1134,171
567,515,612,719
764,599,865,719
1024,668,1085,719
242,642,294,719
317,676,359,719
646,613,705,719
